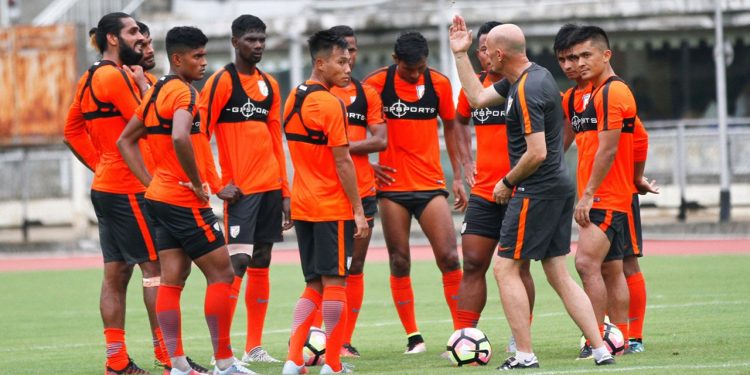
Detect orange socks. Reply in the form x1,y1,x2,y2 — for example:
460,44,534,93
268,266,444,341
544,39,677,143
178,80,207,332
156,284,185,358
615,322,629,349
344,273,364,344
456,309,481,329
442,269,463,329
322,286,347,372
288,287,322,366
390,275,419,335
205,282,236,360
626,272,646,340
311,307,324,328
245,267,270,352
229,275,242,319
152,327,171,367
104,328,129,370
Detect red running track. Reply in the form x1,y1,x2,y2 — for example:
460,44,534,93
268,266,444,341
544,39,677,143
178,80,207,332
0,239,748,273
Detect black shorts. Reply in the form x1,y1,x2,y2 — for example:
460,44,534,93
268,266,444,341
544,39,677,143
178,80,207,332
362,195,378,228
461,194,507,240
589,208,628,262
498,195,573,260
623,194,644,258
294,220,354,282
224,190,283,246
91,190,157,265
146,199,225,260
377,189,449,220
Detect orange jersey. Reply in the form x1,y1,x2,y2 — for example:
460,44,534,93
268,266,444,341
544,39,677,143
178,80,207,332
329,78,384,198
456,72,511,201
137,75,219,208
200,64,290,197
64,60,152,194
364,65,455,192
283,81,352,222
562,83,648,165
569,76,637,213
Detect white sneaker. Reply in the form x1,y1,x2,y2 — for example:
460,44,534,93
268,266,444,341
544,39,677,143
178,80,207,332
170,367,205,375
210,356,249,367
242,347,281,363
319,363,354,374
282,360,308,375
213,361,257,375
404,342,426,354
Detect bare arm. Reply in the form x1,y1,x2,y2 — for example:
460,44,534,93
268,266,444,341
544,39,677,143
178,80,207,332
444,117,468,211
634,160,660,195
349,123,387,155
333,146,369,239
455,113,475,187
574,129,620,226
117,116,152,187
449,15,506,108
172,109,208,202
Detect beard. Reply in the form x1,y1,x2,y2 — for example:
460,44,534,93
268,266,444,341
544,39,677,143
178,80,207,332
118,36,144,66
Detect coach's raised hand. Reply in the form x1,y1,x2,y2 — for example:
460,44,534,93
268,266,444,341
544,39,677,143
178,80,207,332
449,15,472,55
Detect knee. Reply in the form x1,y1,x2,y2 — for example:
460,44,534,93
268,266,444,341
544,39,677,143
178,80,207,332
389,252,411,276
574,256,599,278
139,261,160,278
436,249,460,272
462,254,489,277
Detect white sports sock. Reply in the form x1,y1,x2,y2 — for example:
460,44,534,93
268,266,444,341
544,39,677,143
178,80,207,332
171,356,190,372
515,350,537,363
592,346,611,361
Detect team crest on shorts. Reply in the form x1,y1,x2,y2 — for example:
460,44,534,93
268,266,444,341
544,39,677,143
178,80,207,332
461,222,467,234
258,80,269,97
230,225,240,238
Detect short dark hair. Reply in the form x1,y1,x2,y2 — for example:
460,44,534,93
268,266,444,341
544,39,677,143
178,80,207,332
90,12,132,53
231,14,266,37
329,25,355,39
165,26,208,56
394,31,428,64
477,21,502,40
568,25,610,50
137,21,150,37
307,29,348,61
553,24,579,54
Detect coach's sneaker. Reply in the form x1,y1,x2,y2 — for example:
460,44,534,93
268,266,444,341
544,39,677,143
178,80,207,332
340,343,360,358
106,358,151,374
319,363,354,374
506,335,517,353
404,334,426,354
595,353,616,366
282,360,309,374
213,361,257,375
186,357,210,374
497,356,540,370
625,339,645,354
576,344,593,360
243,346,281,363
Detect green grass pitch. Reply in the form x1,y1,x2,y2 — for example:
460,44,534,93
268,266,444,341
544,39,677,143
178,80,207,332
1,254,749,374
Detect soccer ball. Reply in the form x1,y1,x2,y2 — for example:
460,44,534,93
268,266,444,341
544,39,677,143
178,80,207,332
602,323,625,356
446,328,492,366
303,327,326,366
579,322,625,356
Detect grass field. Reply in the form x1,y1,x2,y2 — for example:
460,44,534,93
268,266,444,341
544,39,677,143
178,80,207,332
1,253,749,374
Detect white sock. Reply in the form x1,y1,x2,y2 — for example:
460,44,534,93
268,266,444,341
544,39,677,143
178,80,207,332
592,346,611,361
171,356,190,372
515,350,536,363
216,357,235,370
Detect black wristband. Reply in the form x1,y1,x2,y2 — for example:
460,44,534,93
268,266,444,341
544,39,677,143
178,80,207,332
502,176,514,189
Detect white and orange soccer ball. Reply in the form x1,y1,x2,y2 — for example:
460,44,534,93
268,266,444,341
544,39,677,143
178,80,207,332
446,328,492,366
578,321,626,356
303,327,326,366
